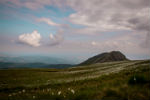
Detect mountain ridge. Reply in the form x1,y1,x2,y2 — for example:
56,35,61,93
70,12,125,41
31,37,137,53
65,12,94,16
79,51,128,65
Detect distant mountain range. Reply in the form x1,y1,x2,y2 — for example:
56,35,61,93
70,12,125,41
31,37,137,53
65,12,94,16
0,51,128,68
0,56,75,69
79,51,128,65
0,62,73,69
0,56,74,64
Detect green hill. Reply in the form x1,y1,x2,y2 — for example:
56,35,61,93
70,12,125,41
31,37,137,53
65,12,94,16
0,60,149,100
80,51,128,65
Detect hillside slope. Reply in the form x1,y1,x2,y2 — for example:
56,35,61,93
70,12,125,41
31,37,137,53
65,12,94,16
0,60,149,100
80,51,128,65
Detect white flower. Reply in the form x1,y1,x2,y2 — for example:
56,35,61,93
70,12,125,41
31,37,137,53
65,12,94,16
71,89,75,94
9,94,12,97
58,91,61,95
52,92,54,95
22,89,26,93
134,77,136,81
33,96,35,99
68,88,70,90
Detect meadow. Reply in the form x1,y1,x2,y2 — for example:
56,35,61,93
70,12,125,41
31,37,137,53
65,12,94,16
0,60,150,100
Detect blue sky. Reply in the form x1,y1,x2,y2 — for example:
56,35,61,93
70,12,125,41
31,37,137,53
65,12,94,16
0,0,150,63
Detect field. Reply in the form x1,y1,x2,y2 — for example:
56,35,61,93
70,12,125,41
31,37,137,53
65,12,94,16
0,60,150,100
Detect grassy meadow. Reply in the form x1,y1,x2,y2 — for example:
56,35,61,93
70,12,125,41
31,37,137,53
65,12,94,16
0,60,150,100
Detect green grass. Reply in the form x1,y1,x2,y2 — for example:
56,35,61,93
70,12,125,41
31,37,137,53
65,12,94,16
0,60,150,100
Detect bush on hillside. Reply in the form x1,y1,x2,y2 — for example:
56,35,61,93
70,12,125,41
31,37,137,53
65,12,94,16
128,75,147,85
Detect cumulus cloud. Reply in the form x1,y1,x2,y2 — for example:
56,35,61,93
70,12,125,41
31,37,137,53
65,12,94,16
91,41,97,46
49,33,64,46
19,30,41,47
36,17,60,26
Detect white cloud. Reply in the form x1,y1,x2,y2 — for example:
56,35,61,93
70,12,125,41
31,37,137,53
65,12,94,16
49,34,54,39
49,33,64,46
91,41,97,46
36,17,60,26
19,30,41,47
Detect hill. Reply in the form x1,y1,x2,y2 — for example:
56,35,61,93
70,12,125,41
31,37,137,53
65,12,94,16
80,51,128,65
0,60,149,100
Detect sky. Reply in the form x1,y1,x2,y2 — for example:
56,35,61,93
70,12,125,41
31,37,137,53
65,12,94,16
0,0,150,63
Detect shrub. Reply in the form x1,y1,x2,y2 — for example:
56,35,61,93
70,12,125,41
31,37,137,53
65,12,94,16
128,75,147,85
